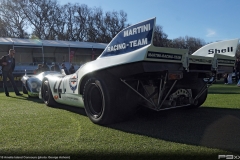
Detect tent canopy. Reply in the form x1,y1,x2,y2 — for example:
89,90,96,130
0,37,107,49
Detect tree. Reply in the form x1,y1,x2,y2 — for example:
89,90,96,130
74,4,92,41
185,36,206,54
100,10,128,43
85,9,128,43
170,36,206,54
0,17,8,37
171,37,186,49
236,43,240,58
152,25,169,47
0,0,29,38
19,0,62,40
0,0,215,48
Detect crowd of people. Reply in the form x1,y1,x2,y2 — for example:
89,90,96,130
34,62,76,75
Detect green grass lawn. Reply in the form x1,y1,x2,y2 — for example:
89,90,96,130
0,83,240,160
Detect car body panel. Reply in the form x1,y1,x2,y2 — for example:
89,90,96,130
40,17,239,110
192,39,238,69
21,71,62,97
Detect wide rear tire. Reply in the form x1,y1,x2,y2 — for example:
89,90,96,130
189,79,208,108
83,73,140,125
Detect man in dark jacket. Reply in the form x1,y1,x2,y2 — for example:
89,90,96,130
0,49,22,96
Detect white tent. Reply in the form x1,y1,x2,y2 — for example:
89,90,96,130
0,37,108,74
0,38,107,62
0,37,107,49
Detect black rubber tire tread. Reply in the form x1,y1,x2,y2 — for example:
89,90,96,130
189,78,208,109
83,72,140,125
41,79,56,107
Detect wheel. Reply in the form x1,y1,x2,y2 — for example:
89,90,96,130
41,79,56,106
83,78,107,124
22,84,28,94
83,73,139,125
189,79,208,108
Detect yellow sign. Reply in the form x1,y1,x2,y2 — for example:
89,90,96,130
0,76,22,81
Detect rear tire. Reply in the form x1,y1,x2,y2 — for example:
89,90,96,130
41,79,56,106
189,79,208,108
83,73,139,125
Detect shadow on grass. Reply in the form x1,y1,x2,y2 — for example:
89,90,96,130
0,87,44,104
52,103,240,155
51,103,87,116
7,94,44,104
107,107,240,154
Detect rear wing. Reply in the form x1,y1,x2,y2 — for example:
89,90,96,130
99,18,156,58
145,38,239,73
85,18,238,77
192,39,239,66
191,39,239,73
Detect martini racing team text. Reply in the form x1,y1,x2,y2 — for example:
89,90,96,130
106,23,151,52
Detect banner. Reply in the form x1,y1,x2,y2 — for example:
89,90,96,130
0,73,25,88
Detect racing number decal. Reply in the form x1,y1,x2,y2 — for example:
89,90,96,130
53,80,65,98
53,81,58,93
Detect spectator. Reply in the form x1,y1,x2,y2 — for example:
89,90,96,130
235,58,240,82
42,62,50,71
0,49,22,96
61,63,69,75
227,73,233,84
50,62,61,72
224,73,228,84
69,64,75,74
34,64,43,74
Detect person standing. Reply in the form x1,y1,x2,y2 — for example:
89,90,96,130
68,64,75,74
42,62,50,71
0,49,22,96
227,73,233,84
34,64,43,74
224,73,228,84
61,63,69,75
50,62,61,72
235,58,240,82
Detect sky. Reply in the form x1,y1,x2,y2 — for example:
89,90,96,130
58,0,240,43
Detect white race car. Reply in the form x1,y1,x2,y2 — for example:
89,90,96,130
40,17,239,125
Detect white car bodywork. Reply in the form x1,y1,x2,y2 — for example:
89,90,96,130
40,17,239,124
21,71,62,97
